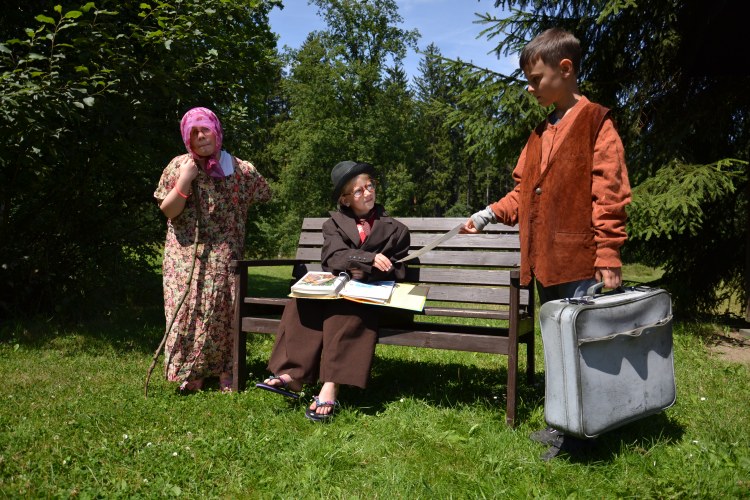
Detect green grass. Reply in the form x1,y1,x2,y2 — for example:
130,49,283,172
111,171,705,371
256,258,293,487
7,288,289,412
1,266,749,498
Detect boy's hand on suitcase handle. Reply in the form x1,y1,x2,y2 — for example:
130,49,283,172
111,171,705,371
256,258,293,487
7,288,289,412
595,267,622,289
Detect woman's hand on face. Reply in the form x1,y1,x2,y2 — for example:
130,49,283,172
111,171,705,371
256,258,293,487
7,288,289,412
372,253,393,273
179,159,200,184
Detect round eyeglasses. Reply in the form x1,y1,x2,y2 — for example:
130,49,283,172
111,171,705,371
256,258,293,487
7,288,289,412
345,181,376,199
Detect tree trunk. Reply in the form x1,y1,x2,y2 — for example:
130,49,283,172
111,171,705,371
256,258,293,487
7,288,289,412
745,170,750,322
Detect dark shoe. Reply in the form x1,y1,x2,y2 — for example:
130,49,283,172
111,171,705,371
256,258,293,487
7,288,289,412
255,375,301,399
304,396,338,423
540,435,595,461
530,426,562,445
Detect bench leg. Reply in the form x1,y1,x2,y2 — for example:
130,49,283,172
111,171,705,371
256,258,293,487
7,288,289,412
231,261,248,392
232,329,247,392
506,331,519,426
506,356,518,427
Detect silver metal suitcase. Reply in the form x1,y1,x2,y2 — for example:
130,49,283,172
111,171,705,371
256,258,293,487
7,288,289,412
539,284,675,438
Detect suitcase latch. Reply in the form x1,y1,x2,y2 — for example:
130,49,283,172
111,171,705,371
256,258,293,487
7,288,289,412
563,297,594,305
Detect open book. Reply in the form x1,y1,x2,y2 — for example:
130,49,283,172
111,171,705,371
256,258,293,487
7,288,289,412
289,271,427,311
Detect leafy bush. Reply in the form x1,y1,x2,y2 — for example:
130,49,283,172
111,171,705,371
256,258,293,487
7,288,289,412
0,0,280,318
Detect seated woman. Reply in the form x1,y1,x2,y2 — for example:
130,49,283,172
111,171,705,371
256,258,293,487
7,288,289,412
256,160,410,421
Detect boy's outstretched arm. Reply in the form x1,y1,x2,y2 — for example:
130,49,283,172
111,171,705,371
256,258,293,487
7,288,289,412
461,149,526,234
461,206,496,234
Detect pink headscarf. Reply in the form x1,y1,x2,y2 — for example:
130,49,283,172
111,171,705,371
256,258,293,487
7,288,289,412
180,107,225,178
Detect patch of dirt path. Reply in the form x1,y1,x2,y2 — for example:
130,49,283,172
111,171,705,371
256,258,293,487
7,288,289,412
707,329,750,366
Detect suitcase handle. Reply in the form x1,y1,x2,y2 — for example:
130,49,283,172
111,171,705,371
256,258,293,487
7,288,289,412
586,281,606,296
584,282,651,298
577,315,673,345
562,282,608,304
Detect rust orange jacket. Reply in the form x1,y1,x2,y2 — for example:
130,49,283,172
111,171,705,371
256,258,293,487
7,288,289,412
488,97,632,287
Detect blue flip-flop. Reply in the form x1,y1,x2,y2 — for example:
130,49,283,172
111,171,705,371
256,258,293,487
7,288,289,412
255,375,300,399
304,396,338,422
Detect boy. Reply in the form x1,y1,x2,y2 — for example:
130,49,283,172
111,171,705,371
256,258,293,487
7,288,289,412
461,28,632,460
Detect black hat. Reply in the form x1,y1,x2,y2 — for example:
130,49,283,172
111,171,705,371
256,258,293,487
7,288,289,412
330,161,374,201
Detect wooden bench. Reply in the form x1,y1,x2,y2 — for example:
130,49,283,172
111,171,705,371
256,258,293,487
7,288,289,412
230,217,536,425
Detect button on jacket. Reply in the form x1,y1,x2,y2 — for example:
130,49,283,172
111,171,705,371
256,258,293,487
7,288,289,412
487,97,631,287
322,205,409,281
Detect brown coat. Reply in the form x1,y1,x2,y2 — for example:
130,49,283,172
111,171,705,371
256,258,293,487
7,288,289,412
267,204,410,388
321,205,409,280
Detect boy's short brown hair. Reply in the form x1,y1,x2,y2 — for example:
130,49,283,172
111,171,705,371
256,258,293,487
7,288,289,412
520,28,582,76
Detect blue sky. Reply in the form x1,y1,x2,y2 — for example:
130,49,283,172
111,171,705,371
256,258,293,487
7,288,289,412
268,0,517,82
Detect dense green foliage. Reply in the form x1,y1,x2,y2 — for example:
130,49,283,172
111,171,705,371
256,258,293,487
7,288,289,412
1,0,748,318
263,0,420,256
0,0,280,317
458,0,750,316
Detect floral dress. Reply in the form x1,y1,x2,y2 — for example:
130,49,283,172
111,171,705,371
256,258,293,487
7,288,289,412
154,154,271,384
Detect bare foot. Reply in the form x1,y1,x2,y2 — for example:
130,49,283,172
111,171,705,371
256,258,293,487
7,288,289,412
219,372,233,393
310,382,338,416
179,378,204,392
264,374,302,392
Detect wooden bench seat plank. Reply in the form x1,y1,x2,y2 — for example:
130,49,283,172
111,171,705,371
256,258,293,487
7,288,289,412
243,317,514,354
422,306,512,320
243,297,519,321
245,297,290,306
376,328,512,353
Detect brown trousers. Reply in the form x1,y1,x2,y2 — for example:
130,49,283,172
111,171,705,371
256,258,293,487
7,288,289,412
267,298,378,388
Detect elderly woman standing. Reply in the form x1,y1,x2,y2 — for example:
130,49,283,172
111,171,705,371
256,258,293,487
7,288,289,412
154,107,271,393
256,161,410,421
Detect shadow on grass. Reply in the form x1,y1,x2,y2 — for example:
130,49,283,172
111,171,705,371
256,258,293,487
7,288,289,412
368,355,542,420
242,337,544,424
244,334,686,464
549,412,686,464
0,272,291,356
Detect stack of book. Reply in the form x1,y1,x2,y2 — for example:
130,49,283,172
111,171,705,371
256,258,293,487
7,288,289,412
289,271,427,311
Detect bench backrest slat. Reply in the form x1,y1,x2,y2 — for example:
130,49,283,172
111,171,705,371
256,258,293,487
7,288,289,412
425,285,530,305
301,217,518,233
404,268,511,285
295,247,521,268
298,232,520,250
294,217,531,309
